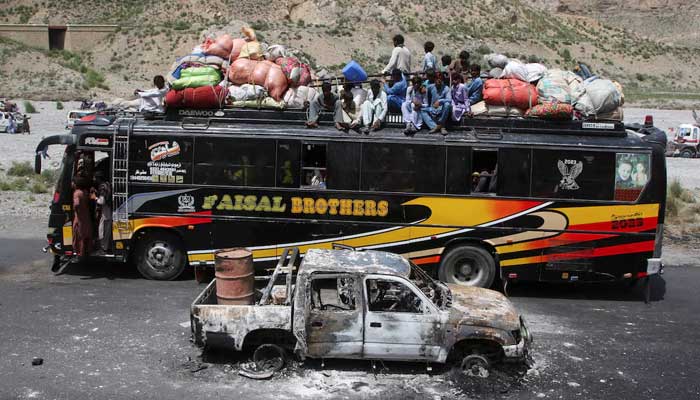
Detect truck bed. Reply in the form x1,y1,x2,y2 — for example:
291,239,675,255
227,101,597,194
190,279,292,349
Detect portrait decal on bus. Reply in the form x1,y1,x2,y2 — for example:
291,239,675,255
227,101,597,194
557,159,583,191
614,153,650,201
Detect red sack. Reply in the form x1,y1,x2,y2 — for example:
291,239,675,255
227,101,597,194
202,34,233,59
525,102,573,120
165,85,226,109
483,79,539,110
275,57,312,87
228,58,288,100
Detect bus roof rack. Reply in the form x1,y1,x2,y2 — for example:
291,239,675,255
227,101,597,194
150,107,627,137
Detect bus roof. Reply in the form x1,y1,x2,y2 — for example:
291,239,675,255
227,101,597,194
71,108,657,150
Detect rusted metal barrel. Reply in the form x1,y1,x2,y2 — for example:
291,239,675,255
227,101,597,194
214,248,255,305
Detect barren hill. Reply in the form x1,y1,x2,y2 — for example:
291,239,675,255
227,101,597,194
1,0,699,108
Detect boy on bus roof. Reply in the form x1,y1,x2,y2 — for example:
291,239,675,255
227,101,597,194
467,64,484,105
383,69,407,114
422,41,437,72
306,81,338,129
402,75,427,136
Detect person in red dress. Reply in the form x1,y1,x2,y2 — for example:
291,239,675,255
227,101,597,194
72,176,93,259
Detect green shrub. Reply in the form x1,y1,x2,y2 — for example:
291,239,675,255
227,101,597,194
23,101,38,114
30,181,47,194
668,179,683,199
40,169,59,186
56,101,64,110
666,196,680,218
7,161,34,177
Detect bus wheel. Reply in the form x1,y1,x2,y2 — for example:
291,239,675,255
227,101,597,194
680,149,695,158
135,231,186,280
439,245,496,288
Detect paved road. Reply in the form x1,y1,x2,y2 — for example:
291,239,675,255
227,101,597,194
1,216,699,400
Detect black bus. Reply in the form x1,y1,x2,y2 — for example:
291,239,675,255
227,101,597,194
36,108,666,288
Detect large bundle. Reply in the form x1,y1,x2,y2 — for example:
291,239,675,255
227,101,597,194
228,58,288,101
171,66,222,90
524,63,547,83
232,97,286,110
499,60,528,82
165,85,226,109
228,84,267,101
238,27,262,60
471,101,524,117
484,53,508,69
483,79,538,110
264,44,287,62
202,34,234,59
536,69,582,104
283,86,318,109
525,102,574,120
275,57,312,87
572,77,622,116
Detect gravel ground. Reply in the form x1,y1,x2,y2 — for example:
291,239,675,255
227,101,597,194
0,103,698,219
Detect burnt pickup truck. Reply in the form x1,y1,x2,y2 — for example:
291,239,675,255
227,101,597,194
191,248,532,373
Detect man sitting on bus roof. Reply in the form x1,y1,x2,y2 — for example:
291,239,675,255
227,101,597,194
360,79,388,134
467,64,484,105
335,88,361,132
306,81,338,129
402,75,427,136
421,72,452,135
384,69,407,114
135,75,168,113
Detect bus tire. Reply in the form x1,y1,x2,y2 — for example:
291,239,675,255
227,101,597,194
438,245,496,288
134,231,186,280
680,149,695,158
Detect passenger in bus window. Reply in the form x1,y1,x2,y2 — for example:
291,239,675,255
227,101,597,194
310,169,326,189
306,81,338,129
360,79,388,134
92,171,112,252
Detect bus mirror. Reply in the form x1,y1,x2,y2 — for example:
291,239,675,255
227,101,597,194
35,153,41,174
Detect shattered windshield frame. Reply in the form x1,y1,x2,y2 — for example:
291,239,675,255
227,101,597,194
408,262,452,310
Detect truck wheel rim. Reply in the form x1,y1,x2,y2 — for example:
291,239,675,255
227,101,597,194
146,241,174,271
450,256,484,285
461,354,490,378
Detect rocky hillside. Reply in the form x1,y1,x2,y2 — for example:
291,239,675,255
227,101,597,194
1,0,699,108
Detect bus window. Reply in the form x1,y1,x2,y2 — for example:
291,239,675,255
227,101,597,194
497,148,531,197
446,146,471,194
361,143,444,193
277,140,300,188
531,149,615,200
614,153,650,201
302,143,327,189
472,149,497,194
194,138,274,187
327,142,360,190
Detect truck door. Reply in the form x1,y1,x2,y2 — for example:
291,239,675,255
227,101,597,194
362,275,442,361
305,273,364,358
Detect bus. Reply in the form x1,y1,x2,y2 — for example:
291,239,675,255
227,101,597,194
35,108,667,288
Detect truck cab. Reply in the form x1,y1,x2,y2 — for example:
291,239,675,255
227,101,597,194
669,123,699,158
191,248,532,370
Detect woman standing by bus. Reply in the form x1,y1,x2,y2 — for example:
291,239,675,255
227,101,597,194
72,176,93,260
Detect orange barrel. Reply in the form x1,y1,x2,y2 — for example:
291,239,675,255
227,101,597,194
214,248,255,305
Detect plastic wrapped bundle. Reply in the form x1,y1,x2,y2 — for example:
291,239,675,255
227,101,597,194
483,79,538,110
228,59,288,101
171,66,222,90
283,86,318,109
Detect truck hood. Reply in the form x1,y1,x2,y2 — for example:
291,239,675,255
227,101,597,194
447,284,521,332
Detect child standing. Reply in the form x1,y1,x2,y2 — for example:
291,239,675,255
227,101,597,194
422,41,438,73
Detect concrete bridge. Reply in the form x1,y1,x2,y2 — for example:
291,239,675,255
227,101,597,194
0,24,118,51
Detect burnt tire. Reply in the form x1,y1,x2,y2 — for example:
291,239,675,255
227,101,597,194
680,149,695,158
439,245,496,288
134,231,186,280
